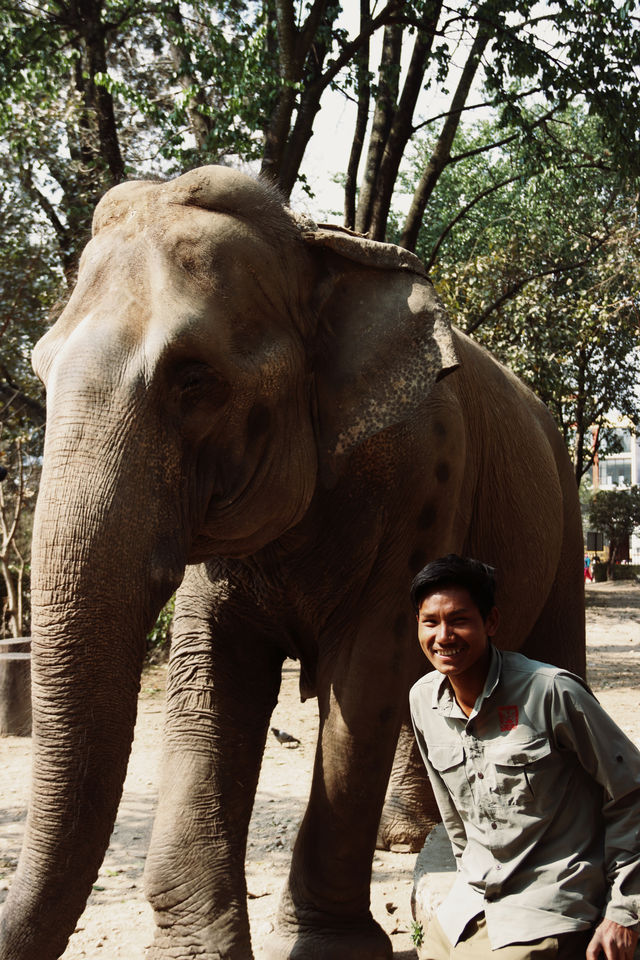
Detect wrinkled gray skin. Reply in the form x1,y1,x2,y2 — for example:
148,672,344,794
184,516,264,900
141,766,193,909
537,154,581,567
0,166,585,960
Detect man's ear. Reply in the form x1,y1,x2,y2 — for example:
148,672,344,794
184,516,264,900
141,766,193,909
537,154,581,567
485,606,500,638
302,225,459,463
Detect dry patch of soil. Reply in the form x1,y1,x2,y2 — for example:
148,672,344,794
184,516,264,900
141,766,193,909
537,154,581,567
1,580,639,958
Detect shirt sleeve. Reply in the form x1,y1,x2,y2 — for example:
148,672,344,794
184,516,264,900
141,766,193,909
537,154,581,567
409,688,468,863
549,673,640,931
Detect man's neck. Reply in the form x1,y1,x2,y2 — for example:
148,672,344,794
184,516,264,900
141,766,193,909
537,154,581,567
449,648,492,717
449,681,479,717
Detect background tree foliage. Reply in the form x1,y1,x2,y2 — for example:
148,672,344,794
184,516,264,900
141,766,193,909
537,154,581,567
407,107,640,481
589,486,640,579
0,0,639,628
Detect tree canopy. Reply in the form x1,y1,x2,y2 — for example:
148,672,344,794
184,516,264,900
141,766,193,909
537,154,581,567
0,0,639,474
3,1,640,249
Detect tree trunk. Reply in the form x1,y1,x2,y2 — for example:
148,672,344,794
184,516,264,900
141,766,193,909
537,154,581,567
344,0,371,230
573,348,588,484
354,22,402,234
0,639,31,737
367,4,443,241
274,4,340,197
261,0,305,183
1,555,22,638
85,32,125,184
261,86,299,184
399,18,492,252
72,0,125,185
278,82,327,198
261,0,401,195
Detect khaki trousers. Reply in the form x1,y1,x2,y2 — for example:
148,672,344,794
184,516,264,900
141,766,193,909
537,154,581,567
421,913,592,960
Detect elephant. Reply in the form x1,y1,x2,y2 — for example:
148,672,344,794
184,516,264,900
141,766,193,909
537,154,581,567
0,165,585,960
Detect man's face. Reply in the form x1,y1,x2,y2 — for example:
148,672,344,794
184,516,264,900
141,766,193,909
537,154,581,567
416,585,498,684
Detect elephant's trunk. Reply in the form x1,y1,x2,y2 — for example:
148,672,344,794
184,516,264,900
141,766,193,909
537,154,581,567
0,402,185,960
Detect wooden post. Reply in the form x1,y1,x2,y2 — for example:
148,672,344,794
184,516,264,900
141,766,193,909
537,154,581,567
0,637,31,736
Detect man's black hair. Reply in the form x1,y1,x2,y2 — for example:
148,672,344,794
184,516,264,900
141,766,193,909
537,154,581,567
410,554,496,620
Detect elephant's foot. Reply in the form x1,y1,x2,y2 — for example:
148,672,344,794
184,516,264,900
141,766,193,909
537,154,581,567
146,925,251,960
144,901,253,960
376,809,437,853
264,897,392,960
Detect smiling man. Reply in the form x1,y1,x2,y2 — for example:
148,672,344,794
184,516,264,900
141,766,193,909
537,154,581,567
409,554,640,960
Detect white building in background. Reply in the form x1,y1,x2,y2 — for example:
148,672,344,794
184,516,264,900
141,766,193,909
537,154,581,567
592,425,640,563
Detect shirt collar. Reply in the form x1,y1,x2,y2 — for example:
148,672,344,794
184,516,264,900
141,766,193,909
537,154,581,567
473,642,502,714
431,643,503,718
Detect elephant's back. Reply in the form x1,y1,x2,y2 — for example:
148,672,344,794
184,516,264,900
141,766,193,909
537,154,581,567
448,328,571,478
440,328,580,653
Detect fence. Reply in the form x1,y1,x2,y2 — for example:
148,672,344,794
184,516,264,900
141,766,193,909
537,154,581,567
0,637,31,659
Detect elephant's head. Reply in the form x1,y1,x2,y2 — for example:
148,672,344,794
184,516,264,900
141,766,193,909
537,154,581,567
1,166,457,959
32,168,321,561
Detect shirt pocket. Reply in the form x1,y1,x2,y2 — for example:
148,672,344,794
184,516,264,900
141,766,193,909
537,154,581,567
428,742,469,797
483,736,552,807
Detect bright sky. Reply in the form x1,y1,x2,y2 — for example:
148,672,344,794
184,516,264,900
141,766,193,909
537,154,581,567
293,94,357,221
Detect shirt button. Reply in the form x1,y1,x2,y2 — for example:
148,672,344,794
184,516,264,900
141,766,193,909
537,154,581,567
491,822,497,830
477,772,484,779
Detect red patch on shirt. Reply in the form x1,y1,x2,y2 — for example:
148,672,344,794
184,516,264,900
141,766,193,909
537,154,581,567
499,705,519,731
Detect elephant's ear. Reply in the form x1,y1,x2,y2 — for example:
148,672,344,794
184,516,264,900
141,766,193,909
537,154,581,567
304,225,459,460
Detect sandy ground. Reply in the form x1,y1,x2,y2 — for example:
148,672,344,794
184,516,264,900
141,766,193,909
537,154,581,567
1,580,639,959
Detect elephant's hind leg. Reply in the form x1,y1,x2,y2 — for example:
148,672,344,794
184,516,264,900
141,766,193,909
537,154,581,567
144,565,284,960
520,440,586,677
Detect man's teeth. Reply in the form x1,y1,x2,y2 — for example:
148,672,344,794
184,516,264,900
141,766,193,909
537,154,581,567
435,647,465,655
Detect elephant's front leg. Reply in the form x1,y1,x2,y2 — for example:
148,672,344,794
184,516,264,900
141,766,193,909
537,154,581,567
145,567,284,959
268,609,409,960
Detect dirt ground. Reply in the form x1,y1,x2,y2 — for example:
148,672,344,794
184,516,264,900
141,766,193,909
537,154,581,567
1,580,640,959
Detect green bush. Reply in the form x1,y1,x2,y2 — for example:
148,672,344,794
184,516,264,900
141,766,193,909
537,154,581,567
410,920,424,948
592,563,640,582
147,595,175,656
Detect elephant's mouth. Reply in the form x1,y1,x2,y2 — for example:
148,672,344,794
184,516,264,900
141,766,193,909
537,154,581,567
191,440,315,560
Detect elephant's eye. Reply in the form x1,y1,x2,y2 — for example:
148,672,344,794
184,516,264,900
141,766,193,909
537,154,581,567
176,362,231,410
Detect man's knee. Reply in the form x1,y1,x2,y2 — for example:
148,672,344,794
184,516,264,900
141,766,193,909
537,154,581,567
419,914,454,960
418,913,591,960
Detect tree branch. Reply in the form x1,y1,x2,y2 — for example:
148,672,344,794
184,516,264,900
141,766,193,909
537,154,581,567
17,165,67,242
464,234,611,335
263,0,403,188
313,0,404,96
0,375,46,426
448,107,558,165
425,172,523,270
411,85,545,134
163,3,214,151
400,8,493,251
296,0,329,73
4,439,24,550
275,0,298,81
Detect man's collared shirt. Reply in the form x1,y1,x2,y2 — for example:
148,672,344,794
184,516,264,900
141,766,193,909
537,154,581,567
410,645,640,949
